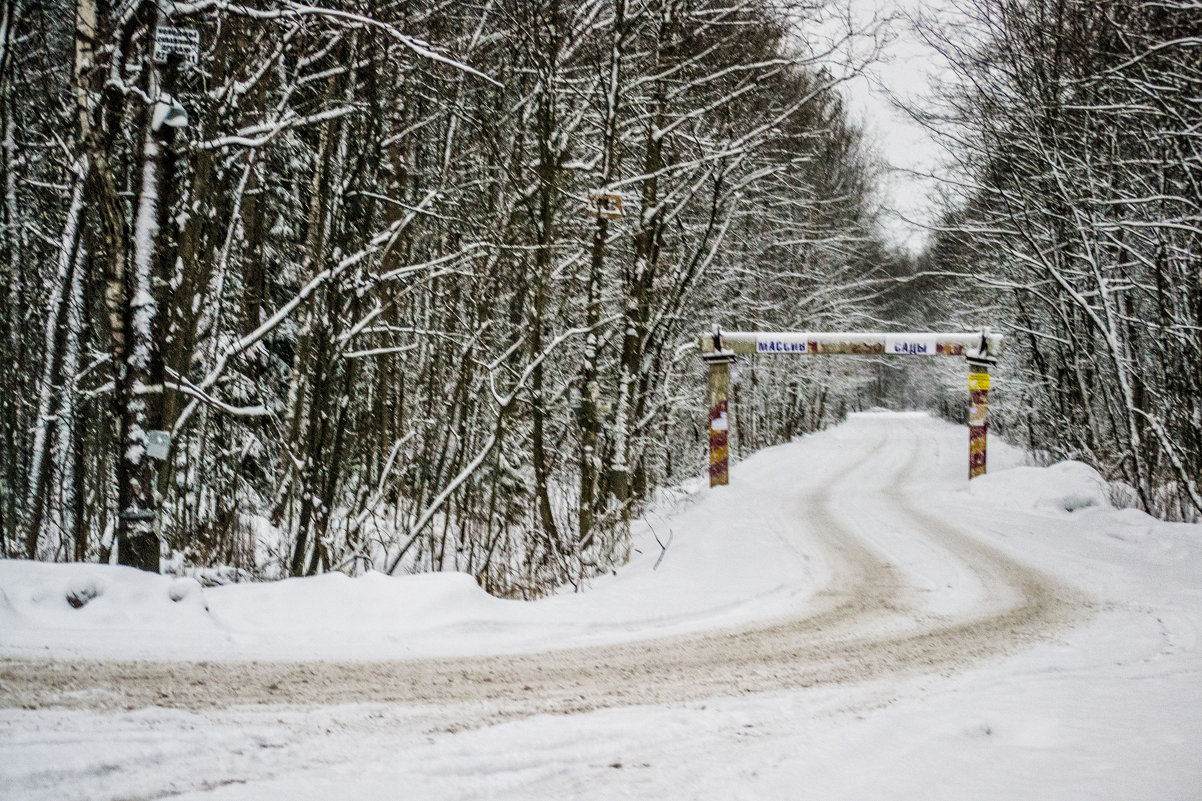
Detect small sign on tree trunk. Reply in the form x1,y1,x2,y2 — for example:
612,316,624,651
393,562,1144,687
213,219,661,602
154,25,200,65
145,430,172,461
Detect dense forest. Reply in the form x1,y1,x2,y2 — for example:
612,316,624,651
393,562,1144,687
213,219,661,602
0,0,1197,594
0,0,893,591
914,0,1202,522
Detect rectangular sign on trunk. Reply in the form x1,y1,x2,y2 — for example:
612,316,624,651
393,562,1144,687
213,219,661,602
154,25,200,64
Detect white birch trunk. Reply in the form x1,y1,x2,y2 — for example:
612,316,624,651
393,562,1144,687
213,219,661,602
22,160,86,557
50,244,87,559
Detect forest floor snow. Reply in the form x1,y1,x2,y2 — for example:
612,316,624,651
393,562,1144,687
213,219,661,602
2,412,1201,800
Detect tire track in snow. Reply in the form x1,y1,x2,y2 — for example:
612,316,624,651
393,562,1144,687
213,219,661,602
0,425,1087,731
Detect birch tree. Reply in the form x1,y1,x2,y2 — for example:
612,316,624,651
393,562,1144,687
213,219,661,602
1,0,898,591
920,0,1202,520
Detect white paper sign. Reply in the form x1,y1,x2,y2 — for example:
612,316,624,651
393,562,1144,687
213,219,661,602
154,25,200,64
145,430,172,461
885,334,937,356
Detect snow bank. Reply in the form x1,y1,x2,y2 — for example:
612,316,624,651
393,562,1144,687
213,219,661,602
2,423,840,661
0,561,216,659
207,570,502,639
0,562,515,661
965,460,1111,514
0,561,211,625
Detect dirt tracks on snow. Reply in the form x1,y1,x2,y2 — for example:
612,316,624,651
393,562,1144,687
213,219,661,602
0,425,1088,729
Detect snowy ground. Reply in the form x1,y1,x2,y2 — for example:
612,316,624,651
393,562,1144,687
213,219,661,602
2,412,1201,800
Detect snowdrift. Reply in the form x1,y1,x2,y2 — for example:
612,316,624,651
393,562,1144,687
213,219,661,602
2,413,1196,664
966,460,1112,514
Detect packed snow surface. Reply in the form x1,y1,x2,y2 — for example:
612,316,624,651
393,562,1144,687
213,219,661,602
2,412,1201,800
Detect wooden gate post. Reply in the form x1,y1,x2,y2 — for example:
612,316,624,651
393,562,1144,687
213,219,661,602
704,351,736,487
967,363,990,479
697,327,1003,484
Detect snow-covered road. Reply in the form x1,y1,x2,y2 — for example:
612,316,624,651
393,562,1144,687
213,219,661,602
3,412,1200,800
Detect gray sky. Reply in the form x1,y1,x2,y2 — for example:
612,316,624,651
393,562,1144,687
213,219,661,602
835,0,949,254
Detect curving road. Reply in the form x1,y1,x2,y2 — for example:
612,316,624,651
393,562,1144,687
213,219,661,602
0,419,1088,732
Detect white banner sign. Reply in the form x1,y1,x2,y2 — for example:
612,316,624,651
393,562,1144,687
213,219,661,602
154,24,200,64
885,334,937,356
756,336,811,355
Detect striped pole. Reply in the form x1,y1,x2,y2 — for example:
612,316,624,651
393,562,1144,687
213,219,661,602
705,352,735,487
967,366,990,479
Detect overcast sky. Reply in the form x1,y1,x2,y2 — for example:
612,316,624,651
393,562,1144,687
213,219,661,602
831,0,950,254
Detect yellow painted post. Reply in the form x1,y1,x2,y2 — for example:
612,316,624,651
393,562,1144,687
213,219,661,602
705,353,735,486
968,366,990,479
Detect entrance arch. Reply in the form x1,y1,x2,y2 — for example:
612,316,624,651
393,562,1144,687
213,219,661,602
699,329,1003,486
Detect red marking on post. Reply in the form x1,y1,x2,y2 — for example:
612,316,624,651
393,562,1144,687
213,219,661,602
968,385,988,479
709,399,729,485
